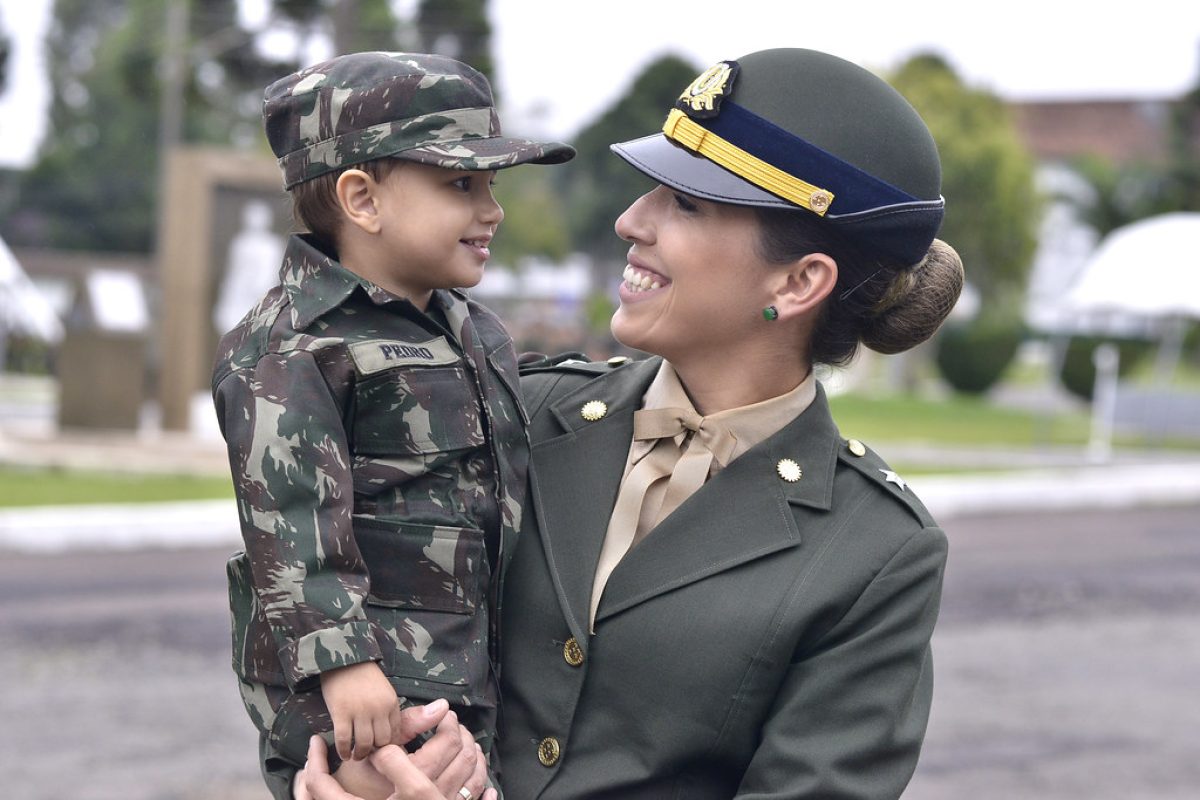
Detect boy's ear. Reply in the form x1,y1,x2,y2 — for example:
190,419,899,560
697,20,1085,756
335,169,381,234
770,252,838,321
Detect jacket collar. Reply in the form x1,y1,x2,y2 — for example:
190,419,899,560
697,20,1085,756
281,234,469,338
530,356,842,640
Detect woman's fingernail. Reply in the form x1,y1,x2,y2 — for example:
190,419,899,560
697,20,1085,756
424,698,449,715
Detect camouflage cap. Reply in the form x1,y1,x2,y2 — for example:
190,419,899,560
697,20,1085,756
264,51,575,188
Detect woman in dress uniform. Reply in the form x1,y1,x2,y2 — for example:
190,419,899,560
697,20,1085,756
305,47,963,800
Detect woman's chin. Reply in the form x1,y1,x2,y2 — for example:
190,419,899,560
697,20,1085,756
609,309,644,353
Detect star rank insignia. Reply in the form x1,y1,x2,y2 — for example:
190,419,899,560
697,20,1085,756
879,469,907,492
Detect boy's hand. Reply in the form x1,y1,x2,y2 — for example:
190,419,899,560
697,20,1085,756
320,661,402,761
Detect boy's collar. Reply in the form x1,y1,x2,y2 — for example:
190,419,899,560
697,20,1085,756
281,234,468,331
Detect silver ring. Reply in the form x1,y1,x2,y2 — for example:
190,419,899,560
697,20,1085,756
458,788,474,800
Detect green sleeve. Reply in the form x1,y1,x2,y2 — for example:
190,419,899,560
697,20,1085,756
735,526,947,799
216,349,381,688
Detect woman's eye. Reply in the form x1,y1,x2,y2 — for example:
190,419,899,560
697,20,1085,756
673,192,699,212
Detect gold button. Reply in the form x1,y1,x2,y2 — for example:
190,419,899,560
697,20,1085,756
847,439,866,457
607,356,630,367
537,736,561,766
776,458,802,482
808,189,833,214
580,400,607,421
562,637,584,667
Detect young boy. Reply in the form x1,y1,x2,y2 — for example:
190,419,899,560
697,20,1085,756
212,51,573,798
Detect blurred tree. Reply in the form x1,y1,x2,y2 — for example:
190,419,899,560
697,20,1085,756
2,0,405,253
561,54,699,266
1163,81,1200,212
415,0,493,88
1069,80,1200,237
0,15,9,95
890,54,1039,304
492,166,570,265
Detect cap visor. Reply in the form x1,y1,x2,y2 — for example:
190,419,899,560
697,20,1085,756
401,136,574,170
611,133,794,208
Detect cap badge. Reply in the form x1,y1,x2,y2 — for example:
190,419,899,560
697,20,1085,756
677,61,740,119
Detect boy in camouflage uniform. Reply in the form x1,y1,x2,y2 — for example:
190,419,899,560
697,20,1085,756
212,51,573,798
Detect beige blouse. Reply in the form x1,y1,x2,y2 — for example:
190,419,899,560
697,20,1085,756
589,361,817,630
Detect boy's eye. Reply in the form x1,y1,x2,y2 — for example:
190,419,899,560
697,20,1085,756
673,192,699,212
451,173,496,191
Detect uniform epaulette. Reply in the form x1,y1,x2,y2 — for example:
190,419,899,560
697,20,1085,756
835,437,937,528
518,352,633,376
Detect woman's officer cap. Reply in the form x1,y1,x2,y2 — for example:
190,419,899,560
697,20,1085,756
612,48,945,265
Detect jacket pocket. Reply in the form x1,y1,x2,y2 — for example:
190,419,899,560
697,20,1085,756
355,517,485,612
227,550,287,685
354,517,491,693
352,364,485,456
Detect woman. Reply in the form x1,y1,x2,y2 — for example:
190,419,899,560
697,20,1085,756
304,46,962,800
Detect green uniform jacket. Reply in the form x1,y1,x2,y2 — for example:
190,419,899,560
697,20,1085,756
497,356,946,799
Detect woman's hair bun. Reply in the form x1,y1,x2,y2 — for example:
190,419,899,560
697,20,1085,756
861,239,964,355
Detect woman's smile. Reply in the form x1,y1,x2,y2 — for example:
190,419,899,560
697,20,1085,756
619,263,671,300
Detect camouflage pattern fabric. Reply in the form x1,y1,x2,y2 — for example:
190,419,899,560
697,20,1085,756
263,51,574,188
212,233,529,778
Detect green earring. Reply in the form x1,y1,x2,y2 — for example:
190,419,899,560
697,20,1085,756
762,305,779,321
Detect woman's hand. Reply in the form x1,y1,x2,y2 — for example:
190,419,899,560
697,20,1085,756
295,702,495,800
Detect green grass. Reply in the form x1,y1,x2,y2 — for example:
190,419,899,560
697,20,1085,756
827,392,1093,447
0,466,234,508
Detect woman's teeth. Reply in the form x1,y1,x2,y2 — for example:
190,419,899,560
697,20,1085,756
622,265,663,293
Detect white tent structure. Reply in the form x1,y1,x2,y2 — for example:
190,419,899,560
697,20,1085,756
1064,212,1200,319
1063,211,1200,381
1061,212,1200,458
0,237,64,368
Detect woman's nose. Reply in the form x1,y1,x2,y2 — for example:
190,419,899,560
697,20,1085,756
614,190,655,243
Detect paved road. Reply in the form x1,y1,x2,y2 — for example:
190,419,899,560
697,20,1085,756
2,504,1198,799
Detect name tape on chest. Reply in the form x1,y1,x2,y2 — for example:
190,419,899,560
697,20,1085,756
349,337,460,374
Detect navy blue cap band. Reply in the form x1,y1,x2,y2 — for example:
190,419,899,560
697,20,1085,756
693,101,925,216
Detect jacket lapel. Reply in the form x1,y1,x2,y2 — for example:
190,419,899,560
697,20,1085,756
527,358,661,643
595,385,842,624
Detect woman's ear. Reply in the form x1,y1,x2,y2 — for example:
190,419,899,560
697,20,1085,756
335,169,381,234
771,253,838,321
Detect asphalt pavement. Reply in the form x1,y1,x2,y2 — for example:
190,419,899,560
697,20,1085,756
3,504,1198,800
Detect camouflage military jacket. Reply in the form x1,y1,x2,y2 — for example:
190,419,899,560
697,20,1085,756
213,233,528,715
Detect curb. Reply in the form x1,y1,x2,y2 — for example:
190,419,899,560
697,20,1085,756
2,463,1199,553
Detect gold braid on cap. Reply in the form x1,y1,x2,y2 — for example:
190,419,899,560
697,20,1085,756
663,110,835,215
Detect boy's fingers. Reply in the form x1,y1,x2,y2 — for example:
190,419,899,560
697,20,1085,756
351,717,373,761
333,717,353,762
371,715,391,755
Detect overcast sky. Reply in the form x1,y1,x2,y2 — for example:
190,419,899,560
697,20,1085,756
2,0,1199,168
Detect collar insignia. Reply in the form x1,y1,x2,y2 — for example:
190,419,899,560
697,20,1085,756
676,60,739,119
